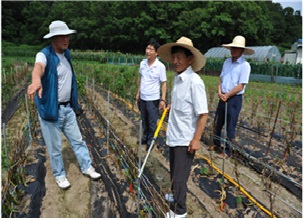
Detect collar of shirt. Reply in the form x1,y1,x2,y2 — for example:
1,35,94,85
145,57,159,68
176,66,193,82
232,56,245,64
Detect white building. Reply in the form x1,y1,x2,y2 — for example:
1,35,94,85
283,39,302,64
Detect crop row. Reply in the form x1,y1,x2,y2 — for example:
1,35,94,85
2,42,303,78
1,56,302,133
1,57,302,160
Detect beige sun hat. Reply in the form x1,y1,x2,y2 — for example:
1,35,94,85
43,20,76,39
157,36,206,72
222,35,254,55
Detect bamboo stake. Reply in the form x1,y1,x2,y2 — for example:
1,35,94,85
25,94,32,142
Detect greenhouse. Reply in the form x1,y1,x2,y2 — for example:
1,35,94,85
204,46,282,63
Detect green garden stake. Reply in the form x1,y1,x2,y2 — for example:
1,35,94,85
236,195,242,205
200,166,207,175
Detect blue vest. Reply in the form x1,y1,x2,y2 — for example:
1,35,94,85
34,45,79,121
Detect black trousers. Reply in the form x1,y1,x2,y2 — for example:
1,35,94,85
169,146,195,214
140,99,159,147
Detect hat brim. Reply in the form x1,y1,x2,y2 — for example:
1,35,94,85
43,30,77,39
222,43,254,55
157,43,206,72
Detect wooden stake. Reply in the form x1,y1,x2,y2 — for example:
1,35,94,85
265,100,281,156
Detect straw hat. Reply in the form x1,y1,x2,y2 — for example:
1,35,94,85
157,36,206,72
222,35,254,55
43,20,76,39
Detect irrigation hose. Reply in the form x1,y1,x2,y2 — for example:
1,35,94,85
196,153,276,218
138,108,168,179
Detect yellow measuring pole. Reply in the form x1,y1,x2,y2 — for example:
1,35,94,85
154,107,168,137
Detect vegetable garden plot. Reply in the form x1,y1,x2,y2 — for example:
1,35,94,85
233,127,302,199
200,117,302,200
85,83,302,218
91,81,302,199
1,80,301,218
81,89,210,217
77,111,137,218
1,59,302,217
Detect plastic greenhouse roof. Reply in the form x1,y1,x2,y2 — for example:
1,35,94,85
204,46,282,62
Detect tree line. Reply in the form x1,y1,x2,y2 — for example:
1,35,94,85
2,1,302,55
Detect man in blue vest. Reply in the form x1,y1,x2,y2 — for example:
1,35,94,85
27,20,101,189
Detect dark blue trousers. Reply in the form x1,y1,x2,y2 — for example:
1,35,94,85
213,95,242,155
140,99,159,147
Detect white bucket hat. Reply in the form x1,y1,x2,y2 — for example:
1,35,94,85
222,35,254,55
43,20,76,39
157,36,206,72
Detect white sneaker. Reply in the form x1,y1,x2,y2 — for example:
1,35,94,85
56,177,71,189
165,210,187,218
84,166,101,179
165,193,174,202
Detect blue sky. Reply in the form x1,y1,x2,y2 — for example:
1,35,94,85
272,0,302,16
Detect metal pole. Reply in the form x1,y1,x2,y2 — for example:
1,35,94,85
92,78,95,103
137,119,142,216
222,102,228,183
107,90,110,154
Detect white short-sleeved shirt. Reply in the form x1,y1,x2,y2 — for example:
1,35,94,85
139,58,167,101
36,52,72,102
220,56,251,95
166,66,208,147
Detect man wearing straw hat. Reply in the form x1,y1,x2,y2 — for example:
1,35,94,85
27,20,101,189
158,37,208,218
210,35,254,159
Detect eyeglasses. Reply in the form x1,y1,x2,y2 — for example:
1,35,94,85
146,46,156,52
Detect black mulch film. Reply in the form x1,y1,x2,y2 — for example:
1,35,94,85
15,146,46,218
